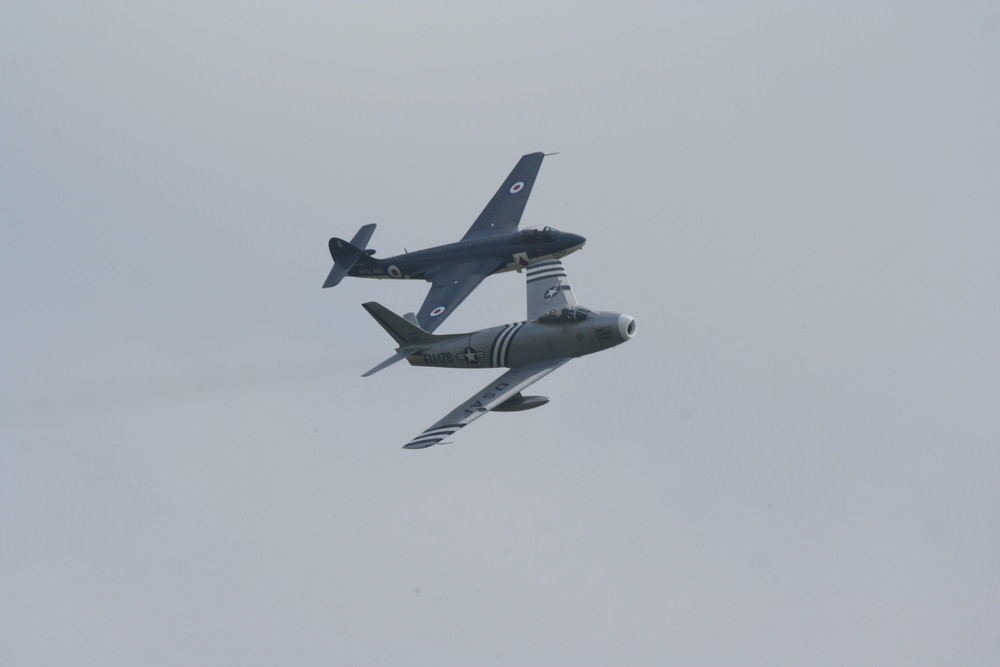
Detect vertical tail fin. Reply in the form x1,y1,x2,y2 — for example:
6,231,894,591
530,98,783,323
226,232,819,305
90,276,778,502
362,302,442,348
322,223,377,287
361,302,463,376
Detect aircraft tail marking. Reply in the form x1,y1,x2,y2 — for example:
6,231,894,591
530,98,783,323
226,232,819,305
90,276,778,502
323,223,377,287
362,302,462,349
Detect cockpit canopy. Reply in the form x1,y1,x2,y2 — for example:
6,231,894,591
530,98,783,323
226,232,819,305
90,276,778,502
537,306,593,324
517,226,560,243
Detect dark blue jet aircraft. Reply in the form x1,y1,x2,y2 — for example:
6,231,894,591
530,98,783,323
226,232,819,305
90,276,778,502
322,152,586,337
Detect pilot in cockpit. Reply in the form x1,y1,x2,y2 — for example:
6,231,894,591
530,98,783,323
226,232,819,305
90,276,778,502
518,226,560,243
537,306,593,324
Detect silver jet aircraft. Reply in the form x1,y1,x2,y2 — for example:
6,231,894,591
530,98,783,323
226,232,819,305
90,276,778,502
362,258,637,449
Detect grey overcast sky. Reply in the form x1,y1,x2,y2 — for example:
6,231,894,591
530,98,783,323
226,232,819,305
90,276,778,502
2,2,998,665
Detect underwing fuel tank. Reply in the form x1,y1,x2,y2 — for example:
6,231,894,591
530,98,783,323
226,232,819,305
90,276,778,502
491,392,549,412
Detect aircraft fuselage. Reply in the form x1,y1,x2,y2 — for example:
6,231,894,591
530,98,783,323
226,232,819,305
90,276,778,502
406,310,636,370
349,227,585,281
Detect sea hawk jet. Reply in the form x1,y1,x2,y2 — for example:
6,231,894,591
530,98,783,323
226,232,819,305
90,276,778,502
322,152,586,334
362,258,637,449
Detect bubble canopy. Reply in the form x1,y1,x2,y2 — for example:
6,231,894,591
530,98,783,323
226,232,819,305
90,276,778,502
537,306,593,324
517,226,561,243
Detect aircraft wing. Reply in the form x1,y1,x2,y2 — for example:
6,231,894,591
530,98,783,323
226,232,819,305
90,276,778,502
525,258,578,320
416,257,505,332
403,358,571,449
460,152,546,241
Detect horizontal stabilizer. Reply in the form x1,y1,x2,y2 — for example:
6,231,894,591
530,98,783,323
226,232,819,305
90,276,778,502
361,302,466,374
323,263,351,288
361,310,423,375
362,350,409,377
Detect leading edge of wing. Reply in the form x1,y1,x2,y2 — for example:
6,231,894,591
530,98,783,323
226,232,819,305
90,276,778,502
416,257,504,332
460,152,546,241
402,358,571,449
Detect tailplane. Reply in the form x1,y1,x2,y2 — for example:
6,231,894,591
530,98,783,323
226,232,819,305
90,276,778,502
323,223,377,287
362,302,448,348
362,350,409,377
361,302,462,376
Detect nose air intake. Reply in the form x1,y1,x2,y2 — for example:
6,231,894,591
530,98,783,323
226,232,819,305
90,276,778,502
618,314,637,340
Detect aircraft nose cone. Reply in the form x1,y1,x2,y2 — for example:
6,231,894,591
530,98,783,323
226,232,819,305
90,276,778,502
569,232,587,247
618,314,637,340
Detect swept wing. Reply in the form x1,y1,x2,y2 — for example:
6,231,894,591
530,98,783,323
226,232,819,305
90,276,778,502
460,152,546,241
415,257,504,332
525,258,578,320
403,358,571,449
414,152,547,331
360,152,549,373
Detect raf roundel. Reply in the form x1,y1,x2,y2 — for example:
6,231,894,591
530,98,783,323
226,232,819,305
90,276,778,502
509,181,525,194
429,306,447,317
387,265,403,279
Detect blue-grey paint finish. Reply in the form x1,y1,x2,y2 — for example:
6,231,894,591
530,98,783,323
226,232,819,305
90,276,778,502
323,152,586,332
